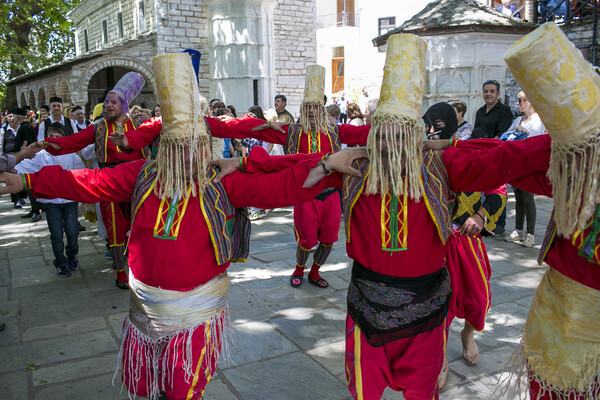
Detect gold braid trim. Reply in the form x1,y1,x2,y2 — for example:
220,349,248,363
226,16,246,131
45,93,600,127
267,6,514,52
549,131,600,237
365,114,423,201
299,102,328,135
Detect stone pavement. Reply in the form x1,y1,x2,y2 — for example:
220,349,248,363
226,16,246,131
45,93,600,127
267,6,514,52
0,192,553,400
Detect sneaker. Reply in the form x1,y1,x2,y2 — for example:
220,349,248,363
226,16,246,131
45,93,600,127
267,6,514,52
78,222,86,232
13,202,22,209
68,258,79,271
57,268,72,278
505,230,525,242
248,212,260,221
521,234,535,248
19,199,26,205
105,250,113,260
30,213,42,222
256,210,267,219
493,225,505,236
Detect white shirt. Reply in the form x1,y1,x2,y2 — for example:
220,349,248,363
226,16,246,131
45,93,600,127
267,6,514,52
15,150,85,204
37,115,79,142
508,113,547,137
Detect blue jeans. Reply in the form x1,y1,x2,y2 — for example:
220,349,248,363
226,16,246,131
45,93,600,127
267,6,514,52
45,202,79,269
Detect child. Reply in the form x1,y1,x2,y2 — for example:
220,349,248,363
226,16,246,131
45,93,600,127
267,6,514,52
16,123,85,277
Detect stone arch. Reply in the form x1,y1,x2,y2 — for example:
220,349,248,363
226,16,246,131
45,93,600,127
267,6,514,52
48,83,57,100
79,57,156,107
19,91,26,107
58,80,72,104
37,87,47,107
28,89,35,108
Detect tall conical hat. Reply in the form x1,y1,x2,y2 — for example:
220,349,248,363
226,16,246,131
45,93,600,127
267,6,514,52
152,53,210,200
504,22,600,236
366,33,428,200
108,72,145,108
299,65,328,133
301,65,326,105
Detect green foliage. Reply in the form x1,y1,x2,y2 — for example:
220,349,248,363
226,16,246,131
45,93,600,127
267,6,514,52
0,0,81,106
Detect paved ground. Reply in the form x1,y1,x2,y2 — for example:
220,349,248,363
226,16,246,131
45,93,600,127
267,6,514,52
0,191,553,400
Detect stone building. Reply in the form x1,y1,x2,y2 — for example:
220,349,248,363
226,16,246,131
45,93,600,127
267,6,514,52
6,0,317,117
372,0,535,124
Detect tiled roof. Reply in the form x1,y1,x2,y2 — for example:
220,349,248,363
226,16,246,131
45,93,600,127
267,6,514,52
373,0,535,46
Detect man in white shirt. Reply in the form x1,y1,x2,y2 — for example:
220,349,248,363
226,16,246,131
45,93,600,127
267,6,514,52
37,97,78,141
72,106,90,131
16,122,85,278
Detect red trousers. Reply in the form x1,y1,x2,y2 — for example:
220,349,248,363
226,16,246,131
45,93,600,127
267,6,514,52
121,321,221,400
99,201,130,247
345,314,444,400
293,192,341,249
445,232,491,331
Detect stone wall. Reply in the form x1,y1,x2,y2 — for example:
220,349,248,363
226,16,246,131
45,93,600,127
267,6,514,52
15,35,157,111
273,0,317,117
562,21,599,66
72,0,156,55
155,0,211,96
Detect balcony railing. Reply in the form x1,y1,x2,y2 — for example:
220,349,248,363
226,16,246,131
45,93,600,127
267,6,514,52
535,0,598,65
316,12,359,29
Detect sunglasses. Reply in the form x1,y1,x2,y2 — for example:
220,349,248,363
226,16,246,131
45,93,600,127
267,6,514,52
483,80,501,91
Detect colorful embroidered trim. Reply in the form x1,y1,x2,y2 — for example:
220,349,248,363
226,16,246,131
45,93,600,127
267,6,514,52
381,192,408,252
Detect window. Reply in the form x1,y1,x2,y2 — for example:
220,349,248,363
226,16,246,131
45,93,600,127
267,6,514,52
102,20,108,43
378,17,396,36
117,12,124,39
253,79,259,106
139,0,146,31
336,0,356,27
84,29,89,52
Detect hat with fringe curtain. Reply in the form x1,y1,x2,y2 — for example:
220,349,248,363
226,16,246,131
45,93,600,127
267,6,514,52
504,22,600,237
299,64,328,133
152,52,210,200
366,33,428,200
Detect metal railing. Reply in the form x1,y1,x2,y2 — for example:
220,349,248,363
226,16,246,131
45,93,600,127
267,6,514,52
535,0,598,65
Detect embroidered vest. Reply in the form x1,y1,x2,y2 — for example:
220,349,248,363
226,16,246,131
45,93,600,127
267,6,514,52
131,160,251,265
284,123,342,154
342,150,452,245
538,207,600,266
94,117,146,163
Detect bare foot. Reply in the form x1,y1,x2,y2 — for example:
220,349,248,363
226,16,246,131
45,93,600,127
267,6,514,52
438,353,449,388
461,326,479,365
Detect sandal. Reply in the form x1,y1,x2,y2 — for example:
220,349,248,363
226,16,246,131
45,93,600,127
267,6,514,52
115,279,129,290
308,275,329,288
290,274,303,288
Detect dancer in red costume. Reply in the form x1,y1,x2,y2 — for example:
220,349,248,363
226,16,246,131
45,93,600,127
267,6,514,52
1,54,366,400
229,34,547,400
422,102,508,387
114,65,370,289
41,72,149,289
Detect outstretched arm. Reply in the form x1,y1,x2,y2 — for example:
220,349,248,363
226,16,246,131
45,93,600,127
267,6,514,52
43,124,96,155
339,123,371,146
117,115,289,150
0,160,143,204
208,115,288,144
222,147,366,209
441,135,552,194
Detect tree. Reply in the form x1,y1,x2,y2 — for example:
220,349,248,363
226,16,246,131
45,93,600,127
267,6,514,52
0,0,80,108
